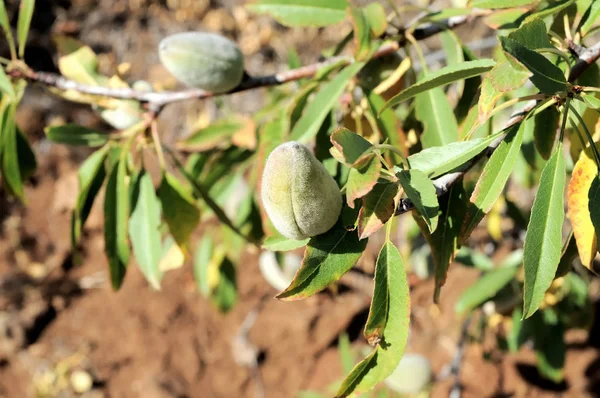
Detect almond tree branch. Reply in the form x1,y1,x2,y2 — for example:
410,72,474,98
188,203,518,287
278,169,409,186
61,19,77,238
395,40,600,216
6,12,481,112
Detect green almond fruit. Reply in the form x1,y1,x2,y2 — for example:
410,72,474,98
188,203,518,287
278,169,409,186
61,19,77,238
158,32,244,93
261,142,342,240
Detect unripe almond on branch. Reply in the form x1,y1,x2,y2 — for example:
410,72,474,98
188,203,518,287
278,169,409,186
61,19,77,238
261,142,342,240
158,32,244,93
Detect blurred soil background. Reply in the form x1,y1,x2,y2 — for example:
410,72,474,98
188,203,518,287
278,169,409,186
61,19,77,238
1,0,600,397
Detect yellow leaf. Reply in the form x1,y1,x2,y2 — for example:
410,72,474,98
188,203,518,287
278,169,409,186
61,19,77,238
158,241,185,272
567,144,600,269
58,45,102,85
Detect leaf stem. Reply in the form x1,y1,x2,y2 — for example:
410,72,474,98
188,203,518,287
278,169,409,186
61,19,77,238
559,98,571,143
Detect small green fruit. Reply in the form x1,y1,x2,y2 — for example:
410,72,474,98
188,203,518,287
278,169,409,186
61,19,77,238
261,142,342,240
158,32,244,93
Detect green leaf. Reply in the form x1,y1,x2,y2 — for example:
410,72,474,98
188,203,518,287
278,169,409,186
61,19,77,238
0,0,15,58
338,333,355,374
523,0,575,24
178,119,244,151
345,156,381,208
579,0,600,36
534,107,559,160
247,0,348,27
0,67,14,98
507,19,553,50
406,133,500,178
104,154,130,290
455,266,519,314
440,30,465,97
397,169,439,232
478,61,531,121
588,177,600,262
15,127,36,182
158,172,200,250
262,235,309,251
1,104,25,201
362,3,386,37
500,37,567,95
193,235,213,297
348,6,371,60
72,146,108,247
469,0,536,8
534,317,566,382
45,124,110,147
523,144,565,318
337,241,410,397
129,170,163,290
17,0,35,58
212,256,237,312
330,127,373,167
276,223,367,300
455,247,494,270
357,181,399,239
382,60,495,110
415,84,459,148
291,62,365,143
461,123,525,243
416,184,467,302
580,93,600,110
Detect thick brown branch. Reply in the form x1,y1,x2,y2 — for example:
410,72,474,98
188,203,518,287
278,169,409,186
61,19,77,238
395,40,600,216
7,13,479,110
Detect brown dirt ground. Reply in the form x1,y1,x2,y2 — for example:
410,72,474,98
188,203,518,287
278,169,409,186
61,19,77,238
1,1,600,397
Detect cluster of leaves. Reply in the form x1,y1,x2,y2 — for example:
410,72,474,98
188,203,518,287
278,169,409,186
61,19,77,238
1,0,600,396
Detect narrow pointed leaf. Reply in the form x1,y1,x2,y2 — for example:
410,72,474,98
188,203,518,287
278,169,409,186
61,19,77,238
469,0,536,8
262,235,309,251
382,60,495,110
104,155,130,290
414,85,459,148
455,266,519,314
500,37,567,95
129,171,163,290
406,132,500,178
507,19,553,50
72,146,108,247
397,169,439,232
337,241,409,397
45,124,110,147
534,107,559,160
415,184,467,302
17,0,35,58
523,144,566,318
291,62,365,143
158,172,200,250
247,0,349,27
276,223,367,301
461,123,525,243
1,104,25,201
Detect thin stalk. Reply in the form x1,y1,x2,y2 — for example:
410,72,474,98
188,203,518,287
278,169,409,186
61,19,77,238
559,98,571,143
150,120,166,170
569,102,600,169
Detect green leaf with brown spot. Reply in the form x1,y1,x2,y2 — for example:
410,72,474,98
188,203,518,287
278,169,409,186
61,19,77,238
337,241,410,397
